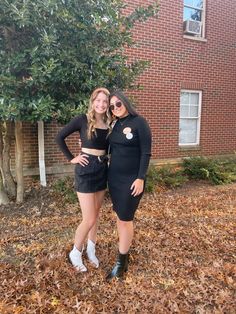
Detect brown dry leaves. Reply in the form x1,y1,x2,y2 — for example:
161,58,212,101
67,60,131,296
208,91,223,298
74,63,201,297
0,182,236,313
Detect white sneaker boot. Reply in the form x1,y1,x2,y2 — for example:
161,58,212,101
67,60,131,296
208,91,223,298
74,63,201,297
68,245,87,272
86,239,99,268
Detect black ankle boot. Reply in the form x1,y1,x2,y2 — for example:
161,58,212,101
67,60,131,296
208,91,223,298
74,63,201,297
106,252,129,280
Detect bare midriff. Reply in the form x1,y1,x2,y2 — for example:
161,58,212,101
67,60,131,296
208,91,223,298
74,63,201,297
81,147,106,156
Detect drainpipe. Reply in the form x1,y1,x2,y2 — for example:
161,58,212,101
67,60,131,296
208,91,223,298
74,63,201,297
38,120,47,186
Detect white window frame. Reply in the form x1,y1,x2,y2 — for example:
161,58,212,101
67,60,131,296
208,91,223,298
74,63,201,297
183,0,206,40
179,89,202,146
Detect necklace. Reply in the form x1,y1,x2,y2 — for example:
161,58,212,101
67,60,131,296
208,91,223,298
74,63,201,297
118,115,130,126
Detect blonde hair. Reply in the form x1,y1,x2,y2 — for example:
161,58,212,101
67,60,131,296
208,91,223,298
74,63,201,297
87,87,111,139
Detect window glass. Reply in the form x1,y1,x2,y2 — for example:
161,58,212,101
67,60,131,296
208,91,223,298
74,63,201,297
180,93,189,105
190,105,198,117
184,0,203,8
180,105,189,117
179,90,201,145
184,7,202,21
190,93,199,105
179,119,197,143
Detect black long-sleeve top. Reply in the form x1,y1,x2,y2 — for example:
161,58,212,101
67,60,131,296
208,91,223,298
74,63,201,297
108,114,152,180
55,114,109,161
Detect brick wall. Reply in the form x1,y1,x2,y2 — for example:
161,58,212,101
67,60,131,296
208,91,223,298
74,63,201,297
124,0,236,159
17,0,236,179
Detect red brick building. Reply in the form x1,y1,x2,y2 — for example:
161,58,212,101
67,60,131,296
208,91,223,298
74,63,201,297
20,0,236,179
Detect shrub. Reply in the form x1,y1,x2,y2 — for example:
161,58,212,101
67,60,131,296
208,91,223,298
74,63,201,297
52,177,77,204
146,164,188,192
182,156,236,185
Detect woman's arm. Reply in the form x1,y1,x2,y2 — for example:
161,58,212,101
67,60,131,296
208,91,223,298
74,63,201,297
55,115,84,161
130,116,152,196
136,116,152,180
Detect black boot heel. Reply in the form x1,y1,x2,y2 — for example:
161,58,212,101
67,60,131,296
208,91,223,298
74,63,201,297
106,252,129,280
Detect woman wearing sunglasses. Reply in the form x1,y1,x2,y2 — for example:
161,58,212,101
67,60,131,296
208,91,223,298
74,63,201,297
56,87,111,272
106,90,152,280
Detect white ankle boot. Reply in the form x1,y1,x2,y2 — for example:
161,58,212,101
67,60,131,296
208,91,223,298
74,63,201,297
69,245,87,272
86,239,99,268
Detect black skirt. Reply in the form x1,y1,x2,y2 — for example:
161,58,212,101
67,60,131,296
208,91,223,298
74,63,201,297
108,174,143,221
108,149,144,221
74,154,108,193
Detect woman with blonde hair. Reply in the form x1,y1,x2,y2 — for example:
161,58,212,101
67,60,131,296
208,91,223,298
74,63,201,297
56,87,111,272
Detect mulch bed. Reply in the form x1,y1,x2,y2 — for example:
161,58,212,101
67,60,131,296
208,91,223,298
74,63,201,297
0,182,235,313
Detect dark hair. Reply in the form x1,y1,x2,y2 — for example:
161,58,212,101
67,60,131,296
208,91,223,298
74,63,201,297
109,90,138,116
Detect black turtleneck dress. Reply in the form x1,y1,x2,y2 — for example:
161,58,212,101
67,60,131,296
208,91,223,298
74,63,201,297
108,114,152,221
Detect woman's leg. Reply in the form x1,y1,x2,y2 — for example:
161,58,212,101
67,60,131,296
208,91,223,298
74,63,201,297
117,217,134,254
88,189,106,242
69,192,99,271
74,192,99,250
86,190,106,267
106,217,133,280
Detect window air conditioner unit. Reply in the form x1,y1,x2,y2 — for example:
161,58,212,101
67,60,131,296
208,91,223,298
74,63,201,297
183,20,201,35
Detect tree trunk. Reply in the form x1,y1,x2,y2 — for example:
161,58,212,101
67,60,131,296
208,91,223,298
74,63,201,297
0,176,9,205
0,125,10,205
1,121,16,199
15,121,24,203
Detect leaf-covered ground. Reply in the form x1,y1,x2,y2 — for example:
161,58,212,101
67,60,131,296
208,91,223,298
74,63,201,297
0,182,235,313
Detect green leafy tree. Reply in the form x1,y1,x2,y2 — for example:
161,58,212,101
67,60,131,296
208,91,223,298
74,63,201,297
0,0,159,203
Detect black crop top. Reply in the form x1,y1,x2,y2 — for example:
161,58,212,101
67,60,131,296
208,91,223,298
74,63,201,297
55,114,109,161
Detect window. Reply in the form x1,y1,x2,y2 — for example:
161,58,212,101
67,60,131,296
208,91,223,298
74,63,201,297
183,0,206,39
179,90,202,146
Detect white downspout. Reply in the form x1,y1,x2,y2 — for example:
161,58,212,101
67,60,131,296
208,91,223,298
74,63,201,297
38,120,47,186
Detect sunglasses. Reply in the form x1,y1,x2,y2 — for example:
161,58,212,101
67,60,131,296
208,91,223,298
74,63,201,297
109,101,123,111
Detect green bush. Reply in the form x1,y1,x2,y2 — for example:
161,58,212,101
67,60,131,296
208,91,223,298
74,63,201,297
52,177,77,204
182,156,236,185
221,157,236,176
146,164,188,192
